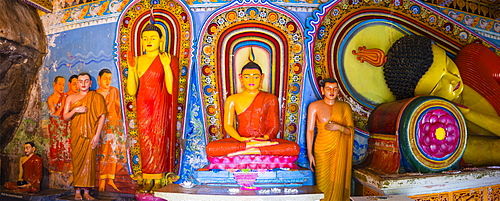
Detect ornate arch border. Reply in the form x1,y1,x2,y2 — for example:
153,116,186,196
305,0,500,131
114,0,194,174
198,0,306,143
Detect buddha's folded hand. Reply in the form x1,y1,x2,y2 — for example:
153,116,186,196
246,140,279,148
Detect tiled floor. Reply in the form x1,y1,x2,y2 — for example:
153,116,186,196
0,188,135,201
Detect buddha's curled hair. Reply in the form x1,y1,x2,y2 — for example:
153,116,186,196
383,35,434,100
142,23,163,39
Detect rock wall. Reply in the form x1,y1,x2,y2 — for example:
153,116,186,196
0,0,47,184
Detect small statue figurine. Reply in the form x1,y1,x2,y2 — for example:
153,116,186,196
4,142,43,193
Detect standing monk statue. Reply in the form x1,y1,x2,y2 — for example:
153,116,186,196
206,61,300,157
4,142,43,193
306,78,354,201
63,72,107,200
127,23,178,192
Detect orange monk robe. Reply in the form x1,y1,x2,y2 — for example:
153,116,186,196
98,86,124,180
69,91,107,188
206,91,300,157
4,154,43,193
314,101,354,201
136,55,178,174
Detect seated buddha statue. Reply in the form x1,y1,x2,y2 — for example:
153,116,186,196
206,61,300,160
381,35,500,166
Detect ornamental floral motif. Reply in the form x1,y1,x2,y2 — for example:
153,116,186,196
417,109,460,158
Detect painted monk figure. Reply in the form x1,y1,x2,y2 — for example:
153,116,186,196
206,61,300,157
127,23,178,192
63,72,107,200
47,76,66,116
306,78,354,201
96,68,124,192
47,76,67,171
66,74,79,96
54,74,77,187
4,142,43,193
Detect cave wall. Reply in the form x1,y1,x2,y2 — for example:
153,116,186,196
0,0,47,185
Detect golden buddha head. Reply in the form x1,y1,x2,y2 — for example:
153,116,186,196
141,23,164,53
239,61,264,92
383,35,463,101
415,44,463,101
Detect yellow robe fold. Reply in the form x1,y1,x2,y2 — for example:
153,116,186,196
69,91,107,187
314,101,354,201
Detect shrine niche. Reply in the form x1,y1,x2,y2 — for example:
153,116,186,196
115,0,193,187
198,1,305,144
193,0,310,186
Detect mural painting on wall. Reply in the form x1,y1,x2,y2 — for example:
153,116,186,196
44,0,128,29
116,0,192,192
41,23,133,192
53,0,113,9
46,75,74,188
307,0,500,173
43,71,132,192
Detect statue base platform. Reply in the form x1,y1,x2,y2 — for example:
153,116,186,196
155,184,324,201
353,167,500,199
194,168,314,187
350,195,413,200
55,191,136,201
0,187,70,200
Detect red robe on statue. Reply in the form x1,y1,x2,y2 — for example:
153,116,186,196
137,55,178,174
454,42,500,114
4,154,43,193
206,91,300,156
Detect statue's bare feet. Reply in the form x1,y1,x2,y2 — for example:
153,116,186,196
74,192,82,200
83,191,95,200
107,179,120,191
98,180,106,191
